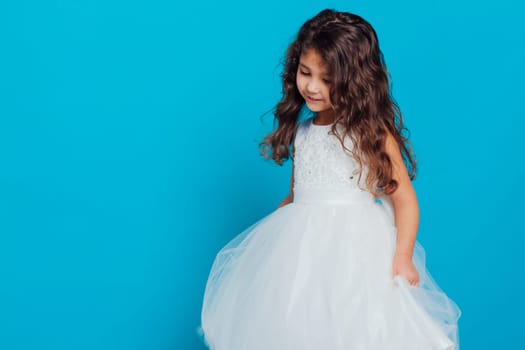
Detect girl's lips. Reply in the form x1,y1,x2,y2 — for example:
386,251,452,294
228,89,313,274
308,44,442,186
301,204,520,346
307,95,322,102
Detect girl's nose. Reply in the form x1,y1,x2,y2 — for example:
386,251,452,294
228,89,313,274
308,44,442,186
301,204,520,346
306,80,320,94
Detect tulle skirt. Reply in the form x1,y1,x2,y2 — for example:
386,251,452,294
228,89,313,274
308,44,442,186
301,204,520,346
197,188,461,350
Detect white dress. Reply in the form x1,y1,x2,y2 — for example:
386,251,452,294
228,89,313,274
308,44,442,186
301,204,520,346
197,116,461,350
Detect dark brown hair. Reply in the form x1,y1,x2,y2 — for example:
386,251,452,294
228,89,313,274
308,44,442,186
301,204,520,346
259,8,416,195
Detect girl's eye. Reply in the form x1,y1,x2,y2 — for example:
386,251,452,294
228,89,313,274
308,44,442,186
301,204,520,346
299,69,330,83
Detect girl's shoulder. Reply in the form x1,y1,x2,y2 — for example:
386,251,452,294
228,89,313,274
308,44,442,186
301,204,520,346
297,116,318,132
294,117,314,141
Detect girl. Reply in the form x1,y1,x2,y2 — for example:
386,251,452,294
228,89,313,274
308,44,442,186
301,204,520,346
198,8,461,350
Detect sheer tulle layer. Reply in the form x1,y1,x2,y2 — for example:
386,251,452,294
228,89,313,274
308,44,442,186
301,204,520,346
197,188,461,350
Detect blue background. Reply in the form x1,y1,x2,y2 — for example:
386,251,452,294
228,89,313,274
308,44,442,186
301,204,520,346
1,0,523,349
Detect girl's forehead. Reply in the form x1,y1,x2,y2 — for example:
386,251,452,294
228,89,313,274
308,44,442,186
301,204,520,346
299,49,329,72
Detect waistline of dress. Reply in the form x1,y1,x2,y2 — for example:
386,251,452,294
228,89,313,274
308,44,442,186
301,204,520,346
292,187,375,205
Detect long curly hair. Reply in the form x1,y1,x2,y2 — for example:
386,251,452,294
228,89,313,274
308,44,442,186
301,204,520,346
259,8,417,195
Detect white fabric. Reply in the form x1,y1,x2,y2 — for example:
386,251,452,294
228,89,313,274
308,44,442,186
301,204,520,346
197,116,461,350
293,120,366,191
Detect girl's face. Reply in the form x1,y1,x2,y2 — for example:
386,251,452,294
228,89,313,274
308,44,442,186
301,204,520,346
296,49,334,118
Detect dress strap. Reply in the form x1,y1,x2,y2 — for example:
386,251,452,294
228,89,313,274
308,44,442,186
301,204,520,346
294,118,313,149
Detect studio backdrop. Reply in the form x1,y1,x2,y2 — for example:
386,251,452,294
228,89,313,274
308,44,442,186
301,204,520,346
0,0,523,349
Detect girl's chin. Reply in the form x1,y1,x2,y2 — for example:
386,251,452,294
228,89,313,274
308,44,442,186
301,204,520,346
305,103,331,113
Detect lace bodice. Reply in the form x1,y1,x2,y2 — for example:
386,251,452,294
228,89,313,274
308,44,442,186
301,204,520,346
293,117,367,192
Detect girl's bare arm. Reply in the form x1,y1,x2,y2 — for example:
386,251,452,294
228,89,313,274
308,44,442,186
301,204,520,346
384,133,419,255
385,133,420,284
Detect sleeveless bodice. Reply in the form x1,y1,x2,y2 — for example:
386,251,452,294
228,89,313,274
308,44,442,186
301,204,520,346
293,117,367,193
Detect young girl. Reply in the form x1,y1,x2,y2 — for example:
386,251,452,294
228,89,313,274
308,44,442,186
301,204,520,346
198,8,461,350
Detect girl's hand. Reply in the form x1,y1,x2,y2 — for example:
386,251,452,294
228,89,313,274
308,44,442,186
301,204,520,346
392,252,419,286
277,195,293,209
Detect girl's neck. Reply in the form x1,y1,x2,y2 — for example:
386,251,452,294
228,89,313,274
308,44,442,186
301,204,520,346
313,110,336,126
